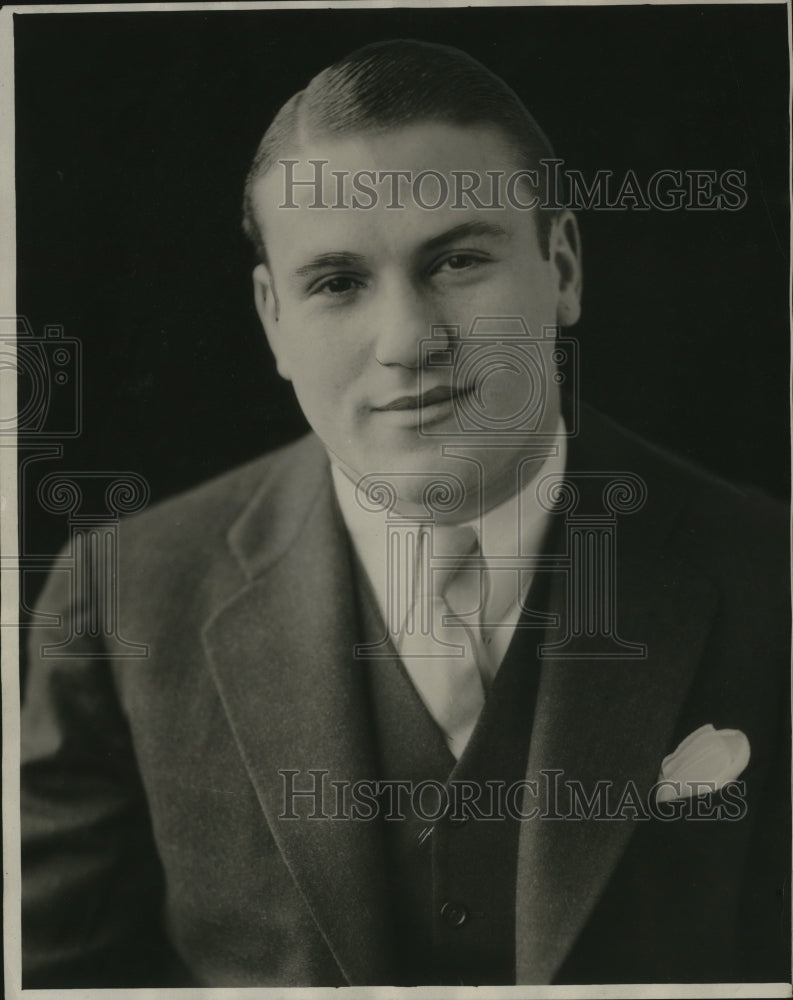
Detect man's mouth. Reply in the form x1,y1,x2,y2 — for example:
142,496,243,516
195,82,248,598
375,383,474,412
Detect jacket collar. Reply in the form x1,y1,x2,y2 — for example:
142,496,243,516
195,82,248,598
204,408,718,986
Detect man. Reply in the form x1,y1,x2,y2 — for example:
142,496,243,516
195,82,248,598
21,40,789,987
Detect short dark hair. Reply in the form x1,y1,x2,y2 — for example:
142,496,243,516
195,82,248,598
241,39,558,261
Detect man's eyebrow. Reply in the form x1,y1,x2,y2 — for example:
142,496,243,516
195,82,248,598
292,252,367,279
420,221,510,255
290,223,508,280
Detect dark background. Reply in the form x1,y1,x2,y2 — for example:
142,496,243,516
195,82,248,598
14,4,790,601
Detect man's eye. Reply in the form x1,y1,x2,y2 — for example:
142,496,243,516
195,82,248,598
435,253,487,273
315,275,363,296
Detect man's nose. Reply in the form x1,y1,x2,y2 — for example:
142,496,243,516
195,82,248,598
373,282,442,368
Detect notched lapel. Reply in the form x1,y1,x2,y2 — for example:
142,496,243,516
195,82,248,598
201,437,396,985
515,419,719,983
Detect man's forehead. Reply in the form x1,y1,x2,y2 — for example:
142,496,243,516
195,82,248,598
251,121,533,264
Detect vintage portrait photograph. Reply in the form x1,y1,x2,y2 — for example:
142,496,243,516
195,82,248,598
3,1,791,996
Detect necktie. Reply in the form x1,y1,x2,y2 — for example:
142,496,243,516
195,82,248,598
397,524,488,759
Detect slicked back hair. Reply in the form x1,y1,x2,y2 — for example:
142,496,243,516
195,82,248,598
241,39,558,263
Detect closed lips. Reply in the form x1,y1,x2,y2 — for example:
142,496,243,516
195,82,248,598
375,384,473,411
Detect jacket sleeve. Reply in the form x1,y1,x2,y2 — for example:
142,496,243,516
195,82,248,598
21,556,180,987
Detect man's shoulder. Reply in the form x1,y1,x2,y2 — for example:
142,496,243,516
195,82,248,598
119,431,325,558
582,405,787,527
582,407,788,595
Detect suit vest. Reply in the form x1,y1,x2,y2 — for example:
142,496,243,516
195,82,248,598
354,556,551,985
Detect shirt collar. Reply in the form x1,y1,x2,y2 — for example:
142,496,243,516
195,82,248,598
331,417,567,627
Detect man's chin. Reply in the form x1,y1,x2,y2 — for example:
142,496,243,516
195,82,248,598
379,464,483,523
329,442,479,519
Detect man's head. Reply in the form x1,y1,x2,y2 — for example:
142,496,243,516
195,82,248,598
242,39,561,261
243,39,582,519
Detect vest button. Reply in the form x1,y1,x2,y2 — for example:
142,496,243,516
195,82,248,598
440,901,469,927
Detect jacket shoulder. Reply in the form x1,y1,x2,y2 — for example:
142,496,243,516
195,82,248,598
118,432,324,561
584,407,787,539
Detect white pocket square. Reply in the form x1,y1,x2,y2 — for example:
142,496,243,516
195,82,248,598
655,723,750,803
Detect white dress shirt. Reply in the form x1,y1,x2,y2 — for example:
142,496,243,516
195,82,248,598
330,418,566,753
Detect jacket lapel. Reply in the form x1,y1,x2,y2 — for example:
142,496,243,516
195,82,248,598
201,435,396,985
197,413,720,985
515,410,718,983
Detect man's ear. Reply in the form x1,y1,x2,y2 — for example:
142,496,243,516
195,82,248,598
252,263,291,381
549,210,583,327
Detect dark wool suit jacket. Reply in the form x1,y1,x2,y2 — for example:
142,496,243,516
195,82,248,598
21,406,791,987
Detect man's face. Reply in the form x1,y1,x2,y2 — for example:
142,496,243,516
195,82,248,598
251,122,581,519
